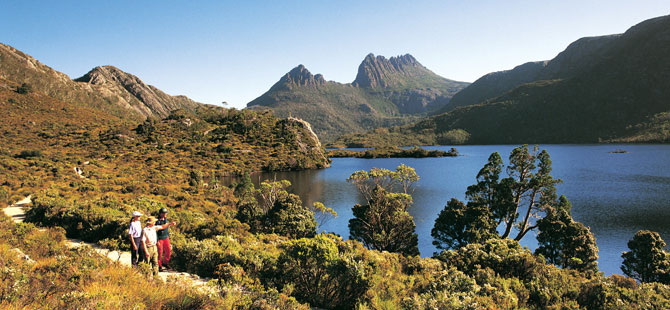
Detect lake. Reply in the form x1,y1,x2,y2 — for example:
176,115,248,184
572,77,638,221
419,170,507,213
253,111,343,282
248,144,670,276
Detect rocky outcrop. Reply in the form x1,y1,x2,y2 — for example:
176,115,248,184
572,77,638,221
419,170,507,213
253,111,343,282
271,65,326,91
353,54,425,88
0,43,140,119
285,117,330,168
75,66,200,118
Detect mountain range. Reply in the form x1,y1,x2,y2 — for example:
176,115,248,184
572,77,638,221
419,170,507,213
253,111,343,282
333,14,670,146
247,53,469,142
0,42,330,172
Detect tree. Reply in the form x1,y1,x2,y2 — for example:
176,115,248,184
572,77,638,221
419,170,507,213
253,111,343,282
349,186,419,256
535,196,599,274
432,145,563,251
500,145,561,240
311,202,338,231
621,230,670,283
431,198,497,251
188,170,203,187
257,179,292,212
347,164,419,200
235,178,318,238
234,172,262,227
347,165,420,256
267,193,316,239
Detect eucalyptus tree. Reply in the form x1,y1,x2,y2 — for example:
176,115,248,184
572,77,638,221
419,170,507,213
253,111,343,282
347,164,420,256
433,145,565,249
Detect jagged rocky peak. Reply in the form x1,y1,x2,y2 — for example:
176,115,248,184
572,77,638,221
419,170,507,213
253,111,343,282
76,65,145,86
353,53,426,88
276,64,326,89
75,65,199,119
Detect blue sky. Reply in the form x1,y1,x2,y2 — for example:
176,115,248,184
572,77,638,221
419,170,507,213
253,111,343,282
1,1,669,109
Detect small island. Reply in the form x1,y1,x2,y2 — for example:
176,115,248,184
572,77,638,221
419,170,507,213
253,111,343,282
609,149,629,154
328,146,460,158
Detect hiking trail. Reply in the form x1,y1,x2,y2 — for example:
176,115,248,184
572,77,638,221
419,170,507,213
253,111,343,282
3,196,211,288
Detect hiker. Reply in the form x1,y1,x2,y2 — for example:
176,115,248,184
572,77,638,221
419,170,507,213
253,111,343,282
142,216,176,275
156,207,177,271
128,211,143,267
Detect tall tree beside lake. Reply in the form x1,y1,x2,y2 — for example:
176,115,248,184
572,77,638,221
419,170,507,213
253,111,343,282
535,195,599,274
432,145,598,256
347,165,420,256
621,230,670,283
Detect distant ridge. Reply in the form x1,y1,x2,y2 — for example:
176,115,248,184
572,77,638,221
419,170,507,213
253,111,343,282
247,53,469,142
0,43,201,120
332,14,670,146
441,34,621,112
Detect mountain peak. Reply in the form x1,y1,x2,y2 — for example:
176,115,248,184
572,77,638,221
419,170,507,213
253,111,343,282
353,53,427,88
76,65,145,87
273,64,326,90
75,65,199,118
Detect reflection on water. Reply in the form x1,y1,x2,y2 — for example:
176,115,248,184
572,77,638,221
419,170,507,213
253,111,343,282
231,144,670,276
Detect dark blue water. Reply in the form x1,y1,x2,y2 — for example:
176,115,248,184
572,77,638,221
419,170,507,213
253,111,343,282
252,145,670,276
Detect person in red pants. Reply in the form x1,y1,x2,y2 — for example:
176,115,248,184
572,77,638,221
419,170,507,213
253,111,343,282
155,207,177,271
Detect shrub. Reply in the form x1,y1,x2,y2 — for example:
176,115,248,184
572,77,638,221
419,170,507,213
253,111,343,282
16,150,42,159
16,83,32,94
275,234,371,309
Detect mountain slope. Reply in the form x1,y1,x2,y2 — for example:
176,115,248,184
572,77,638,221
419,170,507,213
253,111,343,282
75,66,200,119
247,54,468,142
441,34,620,112
332,15,670,146
0,43,199,120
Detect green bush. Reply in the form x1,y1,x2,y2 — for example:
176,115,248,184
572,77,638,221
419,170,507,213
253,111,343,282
16,150,42,159
16,83,32,94
275,234,371,309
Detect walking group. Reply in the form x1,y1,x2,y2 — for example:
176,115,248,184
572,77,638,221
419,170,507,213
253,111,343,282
128,207,177,275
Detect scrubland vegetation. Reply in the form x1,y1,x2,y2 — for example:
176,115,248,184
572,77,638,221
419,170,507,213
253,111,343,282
3,84,670,309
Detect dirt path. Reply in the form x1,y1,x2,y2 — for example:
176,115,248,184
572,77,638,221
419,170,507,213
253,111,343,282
4,196,210,287
4,195,31,223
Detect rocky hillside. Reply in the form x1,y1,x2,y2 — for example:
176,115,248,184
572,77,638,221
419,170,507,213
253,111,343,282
0,43,198,120
247,53,468,142
333,15,670,146
75,66,200,118
270,65,327,91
